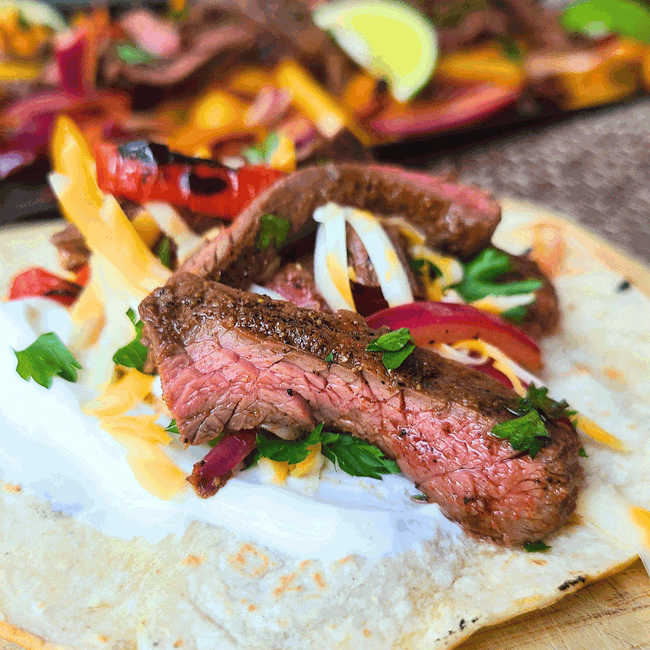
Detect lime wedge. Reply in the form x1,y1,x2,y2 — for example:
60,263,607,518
313,0,438,103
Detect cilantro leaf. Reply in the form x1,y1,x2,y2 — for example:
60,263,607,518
112,309,150,373
523,540,551,552
256,423,337,464
255,214,291,252
366,328,415,370
411,493,429,502
383,344,416,370
321,435,401,480
165,419,179,434
491,410,550,458
367,328,412,352
14,332,82,389
409,258,441,278
455,248,543,303
579,447,588,458
116,43,152,65
244,133,280,165
156,235,172,270
256,423,398,480
520,384,576,420
325,351,334,363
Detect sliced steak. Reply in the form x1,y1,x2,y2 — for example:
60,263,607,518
50,224,90,271
140,273,583,544
179,163,502,286
264,262,330,312
505,253,560,338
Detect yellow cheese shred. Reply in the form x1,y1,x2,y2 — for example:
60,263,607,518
85,369,154,417
574,414,628,452
261,444,323,483
99,414,172,446
452,339,527,397
629,506,650,548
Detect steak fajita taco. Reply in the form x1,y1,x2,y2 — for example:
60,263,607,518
1,124,649,650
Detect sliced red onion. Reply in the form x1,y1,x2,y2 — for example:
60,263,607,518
366,301,541,370
187,430,257,498
55,29,88,96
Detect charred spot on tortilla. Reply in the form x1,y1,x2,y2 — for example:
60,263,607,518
617,279,632,292
558,576,586,591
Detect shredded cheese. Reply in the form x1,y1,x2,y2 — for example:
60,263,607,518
408,244,463,289
470,293,536,316
451,339,527,397
259,445,324,484
629,506,650,548
99,414,172,446
574,414,628,452
85,369,155,418
131,211,162,249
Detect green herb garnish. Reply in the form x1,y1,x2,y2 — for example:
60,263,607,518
523,540,551,553
454,248,543,303
411,493,429,502
244,133,280,165
497,35,523,62
256,423,400,480
366,327,415,370
491,384,575,458
491,410,550,459
325,351,334,363
409,258,441,278
255,214,291,252
156,235,172,270
14,332,82,389
165,419,179,434
112,309,150,373
116,43,153,65
579,447,588,458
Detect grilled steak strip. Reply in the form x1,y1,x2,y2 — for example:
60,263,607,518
178,163,502,286
140,273,582,544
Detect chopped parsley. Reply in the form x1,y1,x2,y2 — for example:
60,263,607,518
112,309,150,373
116,43,153,65
366,327,415,370
579,447,588,458
14,332,82,389
523,540,551,553
325,351,334,363
255,214,291,252
165,419,179,434
411,493,430,503
491,384,574,458
244,133,280,165
409,257,441,278
454,248,543,305
256,423,400,480
155,235,172,269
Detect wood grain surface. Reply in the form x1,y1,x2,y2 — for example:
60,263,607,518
1,208,649,650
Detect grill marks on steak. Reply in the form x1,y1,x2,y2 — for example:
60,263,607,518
179,163,502,286
140,273,583,544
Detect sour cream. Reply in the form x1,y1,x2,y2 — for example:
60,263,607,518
0,299,462,563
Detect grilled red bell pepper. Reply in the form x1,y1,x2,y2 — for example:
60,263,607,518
94,141,285,221
9,267,82,307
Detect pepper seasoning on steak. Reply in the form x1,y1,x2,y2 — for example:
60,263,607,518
140,273,582,545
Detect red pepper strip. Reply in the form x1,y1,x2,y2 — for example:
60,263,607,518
9,267,82,307
366,301,541,371
94,141,285,220
74,264,91,287
187,430,258,498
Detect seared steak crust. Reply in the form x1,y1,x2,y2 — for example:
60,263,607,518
179,163,501,286
140,273,582,544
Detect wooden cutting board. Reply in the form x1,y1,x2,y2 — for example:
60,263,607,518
1,205,649,650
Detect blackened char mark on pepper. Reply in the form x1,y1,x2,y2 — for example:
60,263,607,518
178,163,502,286
139,273,583,544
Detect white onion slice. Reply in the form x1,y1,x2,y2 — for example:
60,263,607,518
435,343,489,366
143,201,203,263
313,203,355,311
344,207,413,307
250,284,287,302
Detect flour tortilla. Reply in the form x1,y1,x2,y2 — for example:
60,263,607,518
0,200,649,650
